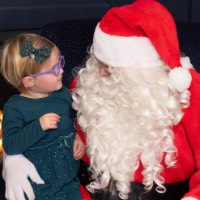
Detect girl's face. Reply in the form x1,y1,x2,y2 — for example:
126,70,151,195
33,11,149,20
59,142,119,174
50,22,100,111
32,47,64,96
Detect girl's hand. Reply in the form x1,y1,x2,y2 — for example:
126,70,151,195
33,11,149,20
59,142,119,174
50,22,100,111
39,113,60,131
73,133,86,160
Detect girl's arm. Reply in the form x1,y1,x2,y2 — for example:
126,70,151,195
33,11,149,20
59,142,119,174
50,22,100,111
73,133,86,160
2,103,47,155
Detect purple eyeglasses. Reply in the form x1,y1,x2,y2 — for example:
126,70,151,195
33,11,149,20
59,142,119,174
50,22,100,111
29,55,65,77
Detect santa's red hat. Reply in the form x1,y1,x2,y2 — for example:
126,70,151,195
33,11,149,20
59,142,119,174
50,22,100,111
93,0,192,92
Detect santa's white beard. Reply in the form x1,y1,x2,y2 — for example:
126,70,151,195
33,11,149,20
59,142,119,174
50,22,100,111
72,57,183,199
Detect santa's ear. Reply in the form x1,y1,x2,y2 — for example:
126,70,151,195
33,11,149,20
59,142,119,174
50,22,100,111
22,77,35,89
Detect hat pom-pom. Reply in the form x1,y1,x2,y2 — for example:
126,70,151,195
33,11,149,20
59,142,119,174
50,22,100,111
169,67,192,92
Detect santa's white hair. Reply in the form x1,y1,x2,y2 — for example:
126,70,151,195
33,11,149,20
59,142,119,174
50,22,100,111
72,51,190,199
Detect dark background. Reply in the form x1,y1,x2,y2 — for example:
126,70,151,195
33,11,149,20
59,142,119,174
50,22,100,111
0,0,199,31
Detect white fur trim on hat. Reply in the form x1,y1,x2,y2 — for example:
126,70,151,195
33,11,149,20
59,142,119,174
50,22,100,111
93,23,163,69
169,67,192,92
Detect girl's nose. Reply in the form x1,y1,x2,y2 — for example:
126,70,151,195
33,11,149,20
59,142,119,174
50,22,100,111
60,68,64,74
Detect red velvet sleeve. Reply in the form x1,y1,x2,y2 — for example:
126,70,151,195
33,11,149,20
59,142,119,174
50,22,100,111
70,77,90,164
181,69,200,200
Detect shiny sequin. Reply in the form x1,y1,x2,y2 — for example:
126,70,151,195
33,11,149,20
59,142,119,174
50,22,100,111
24,134,81,200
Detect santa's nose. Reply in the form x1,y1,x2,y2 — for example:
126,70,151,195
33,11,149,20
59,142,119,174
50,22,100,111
99,65,109,76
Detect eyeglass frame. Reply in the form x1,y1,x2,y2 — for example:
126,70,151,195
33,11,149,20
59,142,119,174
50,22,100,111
28,55,65,77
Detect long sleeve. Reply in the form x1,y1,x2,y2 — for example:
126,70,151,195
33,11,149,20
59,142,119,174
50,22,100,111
2,102,47,155
181,69,200,199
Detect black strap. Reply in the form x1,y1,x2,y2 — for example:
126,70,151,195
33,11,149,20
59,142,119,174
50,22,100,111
129,180,189,200
92,180,189,200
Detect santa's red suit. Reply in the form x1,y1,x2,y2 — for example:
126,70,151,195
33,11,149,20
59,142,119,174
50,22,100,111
134,68,200,199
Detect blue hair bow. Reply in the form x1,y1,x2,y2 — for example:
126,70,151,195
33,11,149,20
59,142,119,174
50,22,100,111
20,40,51,63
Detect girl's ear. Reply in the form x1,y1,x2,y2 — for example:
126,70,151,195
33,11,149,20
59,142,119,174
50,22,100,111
22,77,35,89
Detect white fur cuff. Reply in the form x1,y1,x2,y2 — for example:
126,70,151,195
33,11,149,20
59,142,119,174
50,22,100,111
169,67,192,92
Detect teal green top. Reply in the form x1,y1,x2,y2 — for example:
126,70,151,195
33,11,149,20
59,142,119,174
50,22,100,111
2,87,81,199
2,87,76,155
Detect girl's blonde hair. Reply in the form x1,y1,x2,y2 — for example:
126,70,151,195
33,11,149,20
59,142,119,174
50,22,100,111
0,33,56,92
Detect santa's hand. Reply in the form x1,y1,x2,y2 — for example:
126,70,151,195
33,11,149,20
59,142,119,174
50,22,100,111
179,89,191,108
3,154,44,200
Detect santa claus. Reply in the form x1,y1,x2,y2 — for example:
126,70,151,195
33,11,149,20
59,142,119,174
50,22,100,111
72,0,200,200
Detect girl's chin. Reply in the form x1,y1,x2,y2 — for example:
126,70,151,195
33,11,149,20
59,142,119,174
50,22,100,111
57,82,63,89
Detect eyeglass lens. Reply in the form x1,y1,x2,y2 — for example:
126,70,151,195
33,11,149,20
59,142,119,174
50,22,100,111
54,56,65,76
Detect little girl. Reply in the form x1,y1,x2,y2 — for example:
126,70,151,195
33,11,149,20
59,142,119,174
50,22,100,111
0,33,86,199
